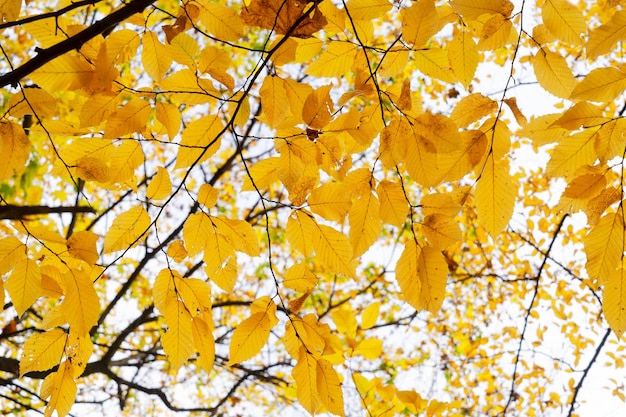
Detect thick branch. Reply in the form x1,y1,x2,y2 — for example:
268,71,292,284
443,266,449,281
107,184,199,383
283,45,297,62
0,0,155,89
0,204,95,220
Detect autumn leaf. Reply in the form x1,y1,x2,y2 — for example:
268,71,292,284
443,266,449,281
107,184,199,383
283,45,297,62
0,121,31,181
40,360,76,417
103,206,151,253
5,258,42,317
229,298,277,365
20,328,67,376
241,0,327,38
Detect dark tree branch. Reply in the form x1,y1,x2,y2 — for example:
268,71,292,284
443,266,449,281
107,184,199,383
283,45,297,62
0,204,96,220
0,0,156,89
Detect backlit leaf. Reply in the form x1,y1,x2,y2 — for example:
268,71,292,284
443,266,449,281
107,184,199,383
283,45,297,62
20,328,67,376
603,268,626,337
60,268,100,336
542,0,586,45
161,299,194,370
229,310,273,365
569,67,626,102
475,156,517,237
41,360,76,417
585,209,624,287
401,0,439,47
0,121,31,181
66,231,99,265
146,166,172,201
103,206,151,254
586,10,626,59
6,258,41,317
142,31,172,82
316,358,345,416
533,48,576,99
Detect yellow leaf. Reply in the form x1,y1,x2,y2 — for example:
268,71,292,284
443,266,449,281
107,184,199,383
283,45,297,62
104,98,152,139
229,310,273,365
603,268,626,337
354,338,383,360
241,156,280,191
416,246,448,313
204,232,238,292
302,85,334,130
0,236,26,275
20,328,67,376
449,0,514,20
30,54,94,91
542,0,586,45
413,48,456,83
379,117,409,170
546,129,597,178
344,0,391,20
316,358,345,416
103,206,151,254
559,173,607,212
414,112,461,154
585,209,624,287
570,67,626,102
376,180,409,228
395,240,422,310
155,102,181,140
422,192,463,218
260,75,290,129
60,269,100,335
283,263,319,292
41,360,76,417
422,213,463,250
404,125,440,187
65,332,93,377
0,121,31,181
5,258,41,317
211,216,260,256
309,182,353,223
198,183,218,208
595,118,626,161
516,113,569,146
108,140,145,184
7,87,57,119
304,213,355,275
586,10,626,60
242,0,326,37
586,187,622,226
361,302,380,330
401,0,439,47
192,316,215,372
199,45,234,90
152,269,178,315
199,3,242,41
142,30,172,81
159,69,220,106
448,27,479,89
146,166,172,201
80,93,121,128
475,156,517,237
287,210,316,257
0,0,21,22
305,42,357,77
551,102,607,130
293,347,321,415
450,94,497,128
476,14,517,51
175,276,213,318
533,48,576,99
182,212,211,256
161,299,194,371
377,48,410,78
169,32,199,69
349,191,382,257
66,231,99,265
174,115,224,170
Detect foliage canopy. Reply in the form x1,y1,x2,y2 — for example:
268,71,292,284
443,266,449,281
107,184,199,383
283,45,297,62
0,0,626,416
